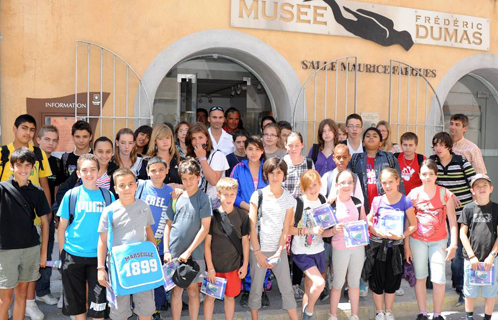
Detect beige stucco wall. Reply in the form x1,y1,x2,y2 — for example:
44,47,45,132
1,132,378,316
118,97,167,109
1,0,497,143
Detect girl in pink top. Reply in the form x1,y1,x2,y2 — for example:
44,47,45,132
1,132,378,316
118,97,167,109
405,159,458,320
328,170,367,320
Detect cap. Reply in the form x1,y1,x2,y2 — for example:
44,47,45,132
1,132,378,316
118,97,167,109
470,173,492,188
172,258,200,289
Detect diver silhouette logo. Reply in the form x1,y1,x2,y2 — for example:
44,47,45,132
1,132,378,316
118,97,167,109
305,0,414,51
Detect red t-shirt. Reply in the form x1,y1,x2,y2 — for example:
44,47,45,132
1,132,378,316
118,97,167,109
366,156,378,210
397,153,425,195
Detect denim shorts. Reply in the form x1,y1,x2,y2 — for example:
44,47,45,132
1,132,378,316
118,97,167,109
409,237,447,284
463,258,498,299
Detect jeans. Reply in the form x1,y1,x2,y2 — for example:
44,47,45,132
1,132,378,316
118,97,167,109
36,221,55,297
450,223,464,292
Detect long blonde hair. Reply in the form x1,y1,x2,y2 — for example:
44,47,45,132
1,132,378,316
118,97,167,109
377,120,395,152
146,124,180,162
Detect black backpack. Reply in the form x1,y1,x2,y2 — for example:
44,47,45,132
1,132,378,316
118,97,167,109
310,144,320,165
0,145,45,179
394,153,424,166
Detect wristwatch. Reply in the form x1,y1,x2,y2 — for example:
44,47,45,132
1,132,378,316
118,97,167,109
491,252,497,257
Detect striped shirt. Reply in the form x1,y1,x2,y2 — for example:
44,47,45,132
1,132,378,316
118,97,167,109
431,154,476,215
452,137,487,174
96,172,111,190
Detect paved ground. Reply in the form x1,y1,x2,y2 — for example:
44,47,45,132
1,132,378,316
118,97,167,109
13,237,493,319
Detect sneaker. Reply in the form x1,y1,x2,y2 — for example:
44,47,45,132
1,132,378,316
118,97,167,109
433,316,444,320
302,303,313,320
57,295,63,309
359,285,368,298
415,314,428,320
25,300,44,320
395,288,404,296
455,292,464,307
261,291,270,308
36,294,58,305
375,312,385,320
239,291,249,307
327,314,338,320
319,287,330,301
385,311,395,320
152,310,161,320
350,315,360,320
293,284,304,301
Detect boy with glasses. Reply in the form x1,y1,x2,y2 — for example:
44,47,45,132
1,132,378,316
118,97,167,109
341,114,364,155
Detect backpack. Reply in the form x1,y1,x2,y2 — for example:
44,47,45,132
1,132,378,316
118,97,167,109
311,144,320,165
306,157,313,170
331,196,363,214
67,185,113,224
0,145,44,179
394,153,424,166
294,194,327,227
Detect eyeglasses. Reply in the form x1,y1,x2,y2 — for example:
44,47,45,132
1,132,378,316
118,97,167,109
209,106,224,113
347,125,362,130
263,134,278,138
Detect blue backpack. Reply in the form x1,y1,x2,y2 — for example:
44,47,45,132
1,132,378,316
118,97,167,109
106,209,164,296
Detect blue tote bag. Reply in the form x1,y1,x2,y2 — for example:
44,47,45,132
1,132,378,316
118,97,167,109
107,210,164,296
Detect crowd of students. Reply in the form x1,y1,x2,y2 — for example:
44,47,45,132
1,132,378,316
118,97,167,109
0,107,496,320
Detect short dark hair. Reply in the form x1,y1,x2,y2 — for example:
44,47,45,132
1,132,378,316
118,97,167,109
134,125,152,139
261,115,276,130
77,153,100,171
10,147,36,166
450,114,469,128
14,114,37,129
400,132,419,145
197,108,208,117
420,159,438,175
225,107,240,117
432,132,453,153
93,136,113,150
277,121,292,131
71,120,93,136
362,127,383,142
147,156,168,169
178,157,201,177
346,113,363,126
233,129,250,142
245,136,266,162
262,157,288,183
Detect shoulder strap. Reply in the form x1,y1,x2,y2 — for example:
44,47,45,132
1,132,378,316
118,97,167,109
68,186,80,225
136,180,146,199
1,181,34,219
306,158,313,170
62,152,70,168
33,146,44,171
371,196,381,216
350,153,359,172
352,196,363,211
172,198,177,213
429,154,437,161
311,144,319,164
439,186,447,206
294,196,304,227
394,152,400,159
318,194,326,204
454,155,471,187
213,209,243,256
0,146,10,180
99,187,112,206
417,154,424,166
386,152,395,168
257,189,263,220
107,208,114,251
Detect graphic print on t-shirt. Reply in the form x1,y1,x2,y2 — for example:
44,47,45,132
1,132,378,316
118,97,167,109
415,200,445,240
367,163,376,184
144,194,168,244
401,165,415,182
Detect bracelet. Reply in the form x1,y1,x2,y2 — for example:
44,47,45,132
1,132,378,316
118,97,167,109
208,269,215,272
198,157,207,162
253,249,260,253
468,255,476,260
164,251,170,254
97,266,105,270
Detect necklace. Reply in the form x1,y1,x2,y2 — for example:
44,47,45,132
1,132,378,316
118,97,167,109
402,155,416,168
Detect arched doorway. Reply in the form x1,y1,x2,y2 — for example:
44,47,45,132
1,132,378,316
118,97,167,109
139,29,302,132
439,55,498,201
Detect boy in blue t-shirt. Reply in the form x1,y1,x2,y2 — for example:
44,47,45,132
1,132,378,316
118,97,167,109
57,154,114,319
136,156,173,318
97,168,156,320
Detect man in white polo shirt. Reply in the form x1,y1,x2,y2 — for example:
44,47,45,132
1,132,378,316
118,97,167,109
207,106,235,156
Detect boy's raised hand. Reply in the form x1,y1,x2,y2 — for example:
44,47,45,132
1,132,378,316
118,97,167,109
98,269,109,288
170,188,184,200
